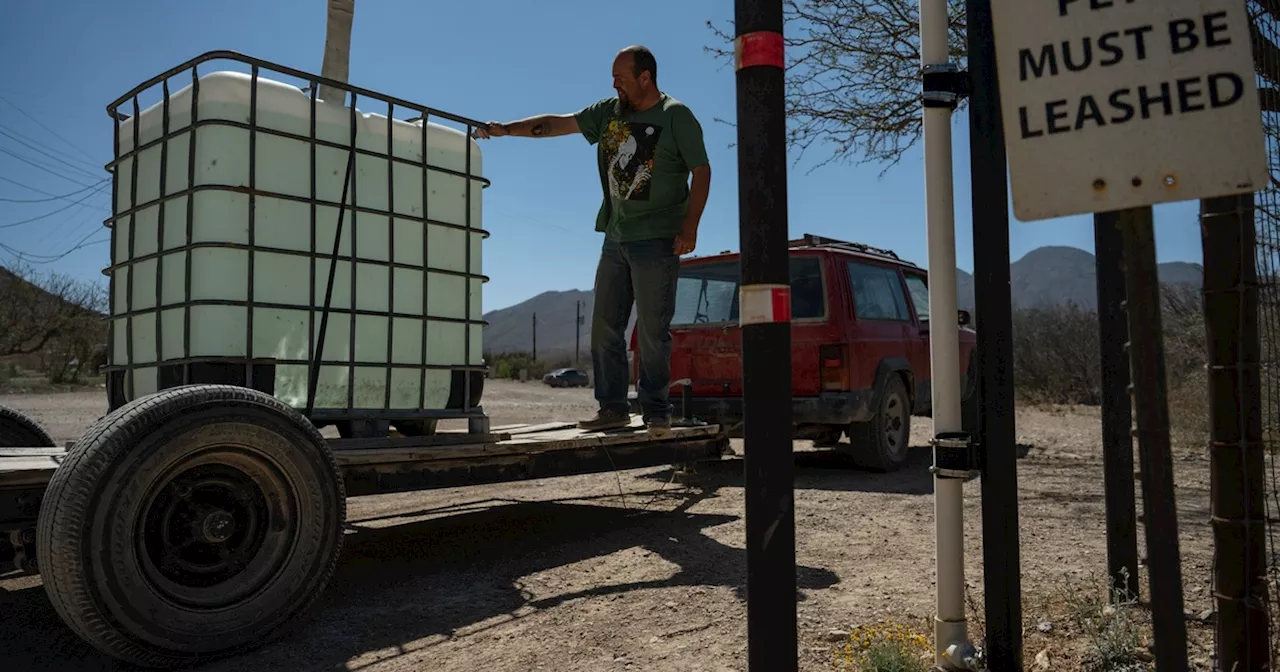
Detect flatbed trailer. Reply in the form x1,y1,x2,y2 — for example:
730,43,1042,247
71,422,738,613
0,415,727,507
0,392,727,668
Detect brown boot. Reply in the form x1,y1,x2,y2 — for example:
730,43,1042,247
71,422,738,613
645,416,672,437
578,408,631,432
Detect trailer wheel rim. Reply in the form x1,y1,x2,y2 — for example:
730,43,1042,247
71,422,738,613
136,447,298,609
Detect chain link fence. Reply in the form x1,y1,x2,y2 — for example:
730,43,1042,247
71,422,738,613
1250,0,1280,664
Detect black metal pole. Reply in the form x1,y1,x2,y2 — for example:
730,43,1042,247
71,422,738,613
1093,212,1141,601
1117,206,1189,672
532,312,537,360
734,1,796,670
1200,194,1270,670
576,300,581,365
966,0,1023,667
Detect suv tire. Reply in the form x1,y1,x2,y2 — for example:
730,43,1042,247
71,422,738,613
846,374,911,472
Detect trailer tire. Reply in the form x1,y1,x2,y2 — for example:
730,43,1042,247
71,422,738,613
0,404,55,447
36,384,346,669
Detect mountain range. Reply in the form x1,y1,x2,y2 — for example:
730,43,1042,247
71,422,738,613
481,245,1205,357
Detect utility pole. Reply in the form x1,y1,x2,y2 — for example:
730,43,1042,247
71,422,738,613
318,0,355,105
734,1,797,670
532,312,537,360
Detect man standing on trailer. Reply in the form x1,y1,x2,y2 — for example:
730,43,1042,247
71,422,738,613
476,44,712,436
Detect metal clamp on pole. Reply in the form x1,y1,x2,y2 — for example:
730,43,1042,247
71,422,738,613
930,431,977,480
921,63,971,111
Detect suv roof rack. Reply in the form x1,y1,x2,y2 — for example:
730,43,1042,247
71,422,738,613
788,233,905,262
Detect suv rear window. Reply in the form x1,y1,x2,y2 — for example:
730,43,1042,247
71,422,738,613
847,261,910,321
903,274,929,321
672,256,826,326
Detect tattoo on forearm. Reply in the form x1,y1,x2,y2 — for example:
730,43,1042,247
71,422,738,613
531,122,549,136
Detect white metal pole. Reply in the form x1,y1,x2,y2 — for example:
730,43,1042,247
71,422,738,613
920,0,971,667
318,0,355,105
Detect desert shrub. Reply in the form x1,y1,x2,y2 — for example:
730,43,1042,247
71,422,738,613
1044,569,1151,672
1009,283,1208,412
1011,301,1101,405
832,620,931,672
485,351,576,381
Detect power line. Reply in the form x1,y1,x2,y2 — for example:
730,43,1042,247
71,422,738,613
0,182,111,229
0,177,108,203
0,126,103,179
40,210,111,257
0,93,99,163
0,226,108,264
0,145,100,187
0,118,102,168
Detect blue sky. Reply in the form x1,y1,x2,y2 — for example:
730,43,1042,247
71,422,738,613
0,0,1204,313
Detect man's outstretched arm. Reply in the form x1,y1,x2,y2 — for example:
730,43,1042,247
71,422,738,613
475,114,579,139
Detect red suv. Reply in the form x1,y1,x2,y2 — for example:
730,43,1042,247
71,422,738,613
629,234,978,472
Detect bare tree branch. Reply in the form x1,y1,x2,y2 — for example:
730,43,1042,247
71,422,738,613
707,0,1277,168
0,264,106,359
706,0,965,172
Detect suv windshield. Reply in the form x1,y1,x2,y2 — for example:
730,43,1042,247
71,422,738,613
672,256,826,326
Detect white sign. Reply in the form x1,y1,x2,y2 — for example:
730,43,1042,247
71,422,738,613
991,0,1269,222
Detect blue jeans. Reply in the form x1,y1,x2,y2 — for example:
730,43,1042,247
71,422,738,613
591,236,679,420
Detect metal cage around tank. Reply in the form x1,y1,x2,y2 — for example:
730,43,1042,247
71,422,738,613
100,50,492,431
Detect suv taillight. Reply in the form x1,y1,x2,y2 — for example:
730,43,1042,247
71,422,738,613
819,344,848,392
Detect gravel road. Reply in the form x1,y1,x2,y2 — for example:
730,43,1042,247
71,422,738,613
0,381,1220,670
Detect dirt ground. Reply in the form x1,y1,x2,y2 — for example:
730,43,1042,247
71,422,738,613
0,380,1222,671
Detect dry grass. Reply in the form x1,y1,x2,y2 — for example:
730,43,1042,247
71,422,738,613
951,570,1154,672
1166,371,1210,450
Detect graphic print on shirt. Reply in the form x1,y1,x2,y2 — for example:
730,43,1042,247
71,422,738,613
601,118,664,201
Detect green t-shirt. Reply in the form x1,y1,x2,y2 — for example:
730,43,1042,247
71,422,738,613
574,94,710,242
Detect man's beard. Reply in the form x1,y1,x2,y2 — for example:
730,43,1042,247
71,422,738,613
615,92,633,115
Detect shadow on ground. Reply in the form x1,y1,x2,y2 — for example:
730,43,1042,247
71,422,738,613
644,443,1033,496
0,495,838,671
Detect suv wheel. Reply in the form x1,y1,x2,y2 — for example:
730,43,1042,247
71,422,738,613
846,374,911,472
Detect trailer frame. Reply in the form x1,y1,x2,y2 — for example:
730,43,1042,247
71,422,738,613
0,409,729,577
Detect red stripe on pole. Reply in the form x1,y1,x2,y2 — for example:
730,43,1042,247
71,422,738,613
734,31,784,71
772,286,791,321
740,284,791,325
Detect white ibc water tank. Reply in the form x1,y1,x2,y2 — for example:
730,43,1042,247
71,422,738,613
105,69,486,421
